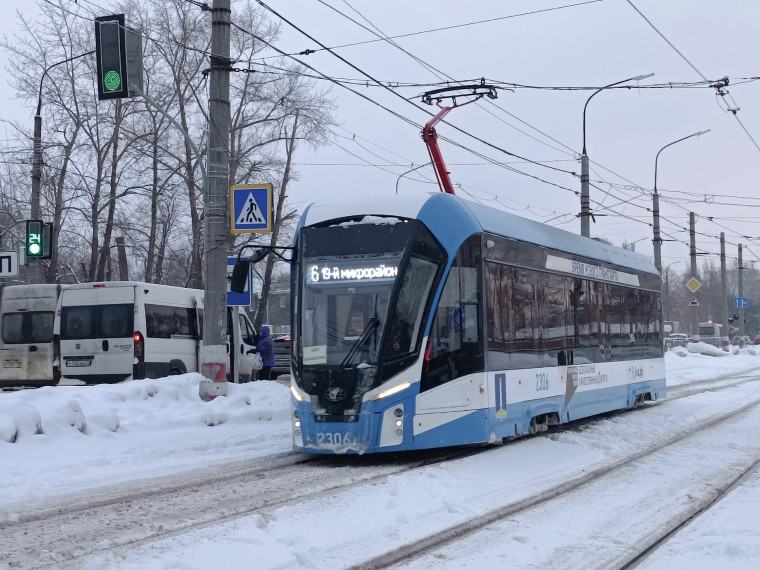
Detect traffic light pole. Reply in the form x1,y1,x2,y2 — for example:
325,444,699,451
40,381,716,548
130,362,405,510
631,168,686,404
30,51,93,283
199,0,232,399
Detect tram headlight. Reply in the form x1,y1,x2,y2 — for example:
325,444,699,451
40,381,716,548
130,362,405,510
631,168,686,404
290,384,305,402
374,381,411,400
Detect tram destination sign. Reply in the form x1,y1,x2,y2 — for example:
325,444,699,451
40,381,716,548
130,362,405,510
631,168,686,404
307,260,399,285
545,255,640,287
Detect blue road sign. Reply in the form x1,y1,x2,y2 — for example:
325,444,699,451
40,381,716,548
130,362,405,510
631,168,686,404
227,257,251,306
734,297,749,309
230,184,272,234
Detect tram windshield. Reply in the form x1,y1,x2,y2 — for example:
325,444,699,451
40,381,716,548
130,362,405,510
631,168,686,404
295,217,445,414
302,254,400,367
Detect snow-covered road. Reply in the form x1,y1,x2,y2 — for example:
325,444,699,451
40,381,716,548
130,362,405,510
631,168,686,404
2,348,760,569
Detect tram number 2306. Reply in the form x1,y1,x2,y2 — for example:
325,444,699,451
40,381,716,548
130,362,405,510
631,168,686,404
536,372,550,392
316,432,362,447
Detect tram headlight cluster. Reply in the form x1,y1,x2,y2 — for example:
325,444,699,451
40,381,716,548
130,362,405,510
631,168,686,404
380,404,405,447
392,406,404,438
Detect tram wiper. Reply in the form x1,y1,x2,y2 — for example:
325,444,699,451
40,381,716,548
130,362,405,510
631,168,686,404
340,317,379,369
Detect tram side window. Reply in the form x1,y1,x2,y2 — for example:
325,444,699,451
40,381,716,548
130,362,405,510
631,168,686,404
568,278,592,364
509,267,540,369
422,237,483,392
486,262,512,370
638,290,663,357
539,272,568,366
608,286,638,361
607,286,624,360
589,281,606,362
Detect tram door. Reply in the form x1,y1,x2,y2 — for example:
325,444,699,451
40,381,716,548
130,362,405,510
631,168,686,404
415,238,487,443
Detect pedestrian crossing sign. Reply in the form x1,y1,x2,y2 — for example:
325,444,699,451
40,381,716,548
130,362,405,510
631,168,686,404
230,183,272,234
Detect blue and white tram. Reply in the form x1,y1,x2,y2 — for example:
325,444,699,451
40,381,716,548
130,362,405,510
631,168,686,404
289,193,665,454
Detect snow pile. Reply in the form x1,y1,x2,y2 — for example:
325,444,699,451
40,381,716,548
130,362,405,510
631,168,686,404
0,374,290,444
0,375,292,505
687,341,728,357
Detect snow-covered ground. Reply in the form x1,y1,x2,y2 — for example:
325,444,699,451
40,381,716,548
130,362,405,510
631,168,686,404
2,346,760,568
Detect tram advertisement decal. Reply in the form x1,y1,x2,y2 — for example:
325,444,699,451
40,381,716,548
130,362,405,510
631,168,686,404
495,373,507,418
565,364,609,406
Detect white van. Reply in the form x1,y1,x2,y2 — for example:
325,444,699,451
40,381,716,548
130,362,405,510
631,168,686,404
54,281,258,384
0,284,62,388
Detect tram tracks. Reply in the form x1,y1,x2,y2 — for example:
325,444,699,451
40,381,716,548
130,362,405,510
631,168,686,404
0,445,475,568
354,392,760,569
622,454,760,568
5,371,760,568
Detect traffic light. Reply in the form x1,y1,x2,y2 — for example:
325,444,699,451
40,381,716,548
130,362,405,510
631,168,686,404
94,14,143,100
24,220,53,262
25,220,43,258
42,222,53,259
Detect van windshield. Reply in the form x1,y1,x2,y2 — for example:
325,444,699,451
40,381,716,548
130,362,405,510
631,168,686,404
1,312,55,344
60,304,134,339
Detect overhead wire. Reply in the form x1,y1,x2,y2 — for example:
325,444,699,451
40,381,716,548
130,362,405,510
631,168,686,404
270,0,604,59
626,0,760,155
315,0,712,230
57,0,759,261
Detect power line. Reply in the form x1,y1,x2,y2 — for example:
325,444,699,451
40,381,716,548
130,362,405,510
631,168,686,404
626,0,760,155
279,0,604,58
315,0,691,215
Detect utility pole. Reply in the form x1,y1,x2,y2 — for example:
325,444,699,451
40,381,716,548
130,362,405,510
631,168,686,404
200,0,232,398
689,212,699,340
652,191,661,272
739,243,745,337
720,233,728,348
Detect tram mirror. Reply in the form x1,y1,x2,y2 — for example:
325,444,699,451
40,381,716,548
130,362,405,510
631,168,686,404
462,302,478,343
230,259,250,294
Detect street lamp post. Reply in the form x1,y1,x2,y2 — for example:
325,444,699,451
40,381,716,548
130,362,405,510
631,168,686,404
652,129,711,272
31,51,93,283
580,73,653,237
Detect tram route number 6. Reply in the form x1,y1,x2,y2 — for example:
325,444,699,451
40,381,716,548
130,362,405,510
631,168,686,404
536,372,550,392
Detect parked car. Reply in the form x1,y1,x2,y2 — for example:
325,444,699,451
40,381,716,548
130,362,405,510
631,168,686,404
665,333,689,351
271,334,291,379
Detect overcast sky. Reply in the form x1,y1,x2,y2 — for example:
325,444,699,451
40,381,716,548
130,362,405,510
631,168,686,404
2,0,759,276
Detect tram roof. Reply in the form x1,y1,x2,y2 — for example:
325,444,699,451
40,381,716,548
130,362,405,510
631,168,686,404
301,193,658,276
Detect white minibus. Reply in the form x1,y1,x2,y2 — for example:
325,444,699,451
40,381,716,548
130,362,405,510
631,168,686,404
54,281,258,384
0,284,62,388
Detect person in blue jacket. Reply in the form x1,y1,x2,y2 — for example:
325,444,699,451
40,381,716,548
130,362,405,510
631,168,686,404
249,325,276,380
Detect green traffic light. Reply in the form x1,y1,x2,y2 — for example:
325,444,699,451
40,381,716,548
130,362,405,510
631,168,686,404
104,70,121,92
29,242,41,255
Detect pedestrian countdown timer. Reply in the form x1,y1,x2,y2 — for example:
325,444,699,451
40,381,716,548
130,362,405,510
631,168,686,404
230,184,273,234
